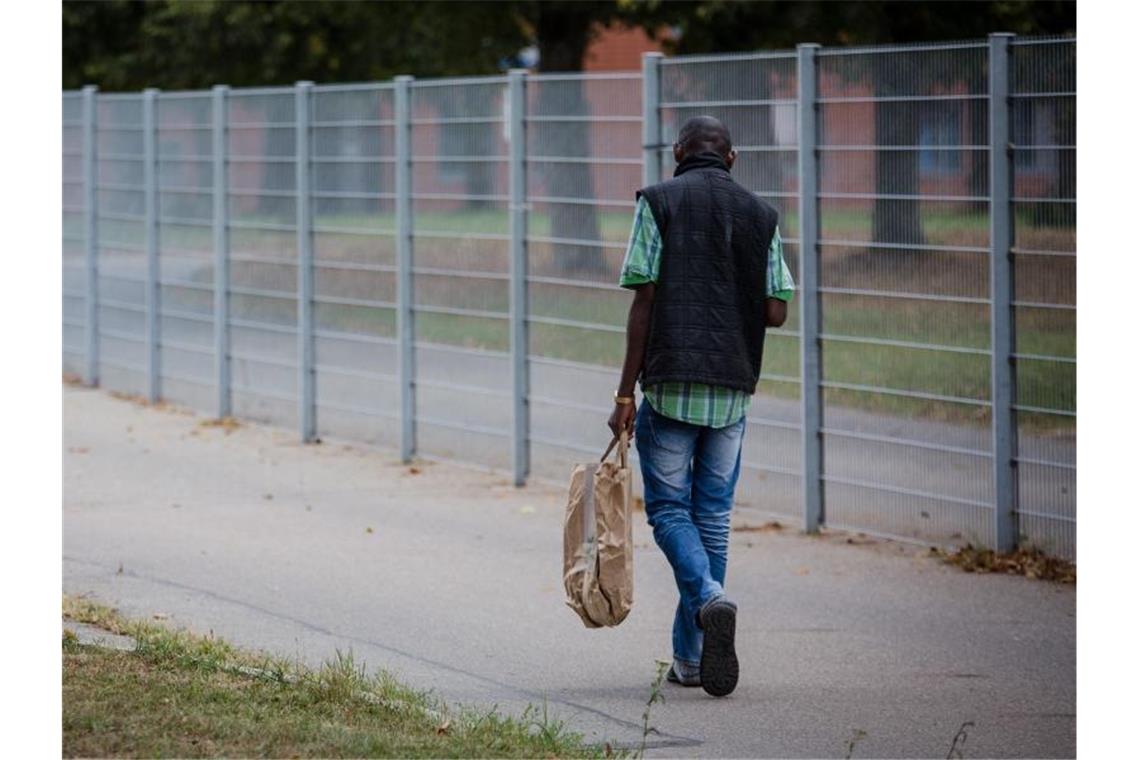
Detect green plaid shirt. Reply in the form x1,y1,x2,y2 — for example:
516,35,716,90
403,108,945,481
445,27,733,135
619,196,795,428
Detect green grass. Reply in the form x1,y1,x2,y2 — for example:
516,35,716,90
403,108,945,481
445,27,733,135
63,596,614,759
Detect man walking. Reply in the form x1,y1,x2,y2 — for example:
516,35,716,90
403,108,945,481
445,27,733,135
608,116,794,697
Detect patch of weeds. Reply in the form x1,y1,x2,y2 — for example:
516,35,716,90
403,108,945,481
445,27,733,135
635,659,670,759
844,728,867,759
62,594,612,758
932,544,1075,583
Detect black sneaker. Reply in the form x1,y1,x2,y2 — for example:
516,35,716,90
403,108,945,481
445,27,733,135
666,660,701,687
698,597,739,697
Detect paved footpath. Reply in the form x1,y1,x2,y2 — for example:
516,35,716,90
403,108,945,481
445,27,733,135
63,385,1075,758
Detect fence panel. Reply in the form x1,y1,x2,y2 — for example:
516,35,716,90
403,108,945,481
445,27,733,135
62,34,1075,557
95,93,148,395
660,52,803,521
1010,37,1076,559
815,42,996,546
63,91,87,377
408,77,514,469
308,83,402,448
221,87,299,428
154,91,216,411
523,72,643,479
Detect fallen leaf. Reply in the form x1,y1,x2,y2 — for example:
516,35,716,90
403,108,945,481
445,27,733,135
934,543,1075,584
733,520,783,533
795,567,810,575
435,719,451,735
408,466,422,475
263,493,274,501
365,527,374,534
199,417,242,434
519,506,536,515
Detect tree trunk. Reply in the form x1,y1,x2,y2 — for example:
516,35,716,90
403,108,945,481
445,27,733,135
535,4,605,275
871,55,926,248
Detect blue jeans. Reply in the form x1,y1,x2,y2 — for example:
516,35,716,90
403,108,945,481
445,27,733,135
634,402,745,665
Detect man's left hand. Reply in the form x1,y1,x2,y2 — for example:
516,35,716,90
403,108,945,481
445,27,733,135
608,400,636,439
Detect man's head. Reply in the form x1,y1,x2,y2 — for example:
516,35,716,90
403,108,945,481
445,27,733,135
673,115,736,169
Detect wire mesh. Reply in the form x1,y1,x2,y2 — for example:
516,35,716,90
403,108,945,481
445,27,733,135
523,72,644,480
94,94,148,394
660,53,803,519
155,92,215,409
225,87,298,428
309,83,402,448
410,78,513,469
63,92,87,375
1010,37,1076,559
816,41,994,545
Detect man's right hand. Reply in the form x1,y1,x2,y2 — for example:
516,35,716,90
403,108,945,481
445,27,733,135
608,400,636,439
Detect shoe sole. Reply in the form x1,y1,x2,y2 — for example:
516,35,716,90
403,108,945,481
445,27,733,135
667,666,701,687
700,602,739,697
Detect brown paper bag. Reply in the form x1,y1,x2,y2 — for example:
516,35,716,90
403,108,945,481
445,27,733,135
562,432,634,628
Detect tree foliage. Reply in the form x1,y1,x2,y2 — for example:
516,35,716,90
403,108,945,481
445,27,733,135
64,1,1075,90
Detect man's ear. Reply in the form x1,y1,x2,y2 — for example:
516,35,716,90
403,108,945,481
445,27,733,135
673,143,684,164
725,148,737,170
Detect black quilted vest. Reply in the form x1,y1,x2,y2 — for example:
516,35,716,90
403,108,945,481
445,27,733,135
636,152,779,394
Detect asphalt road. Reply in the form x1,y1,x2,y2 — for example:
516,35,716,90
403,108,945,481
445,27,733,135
63,385,1075,758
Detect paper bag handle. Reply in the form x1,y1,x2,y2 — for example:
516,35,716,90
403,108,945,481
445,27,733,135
600,430,629,468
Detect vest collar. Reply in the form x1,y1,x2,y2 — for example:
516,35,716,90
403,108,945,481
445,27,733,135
673,151,730,177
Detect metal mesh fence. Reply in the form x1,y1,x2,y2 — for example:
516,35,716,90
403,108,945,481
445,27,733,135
60,34,1077,559
410,77,513,469
62,92,86,376
95,93,148,395
225,87,298,428
661,52,802,520
816,41,994,546
156,91,215,411
525,72,643,479
1010,37,1076,558
311,83,401,449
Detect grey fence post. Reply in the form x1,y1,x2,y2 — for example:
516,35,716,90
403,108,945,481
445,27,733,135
143,88,161,403
797,43,823,534
395,75,416,463
296,81,316,443
989,33,1018,552
212,85,231,418
82,84,99,387
641,52,663,187
508,69,529,486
